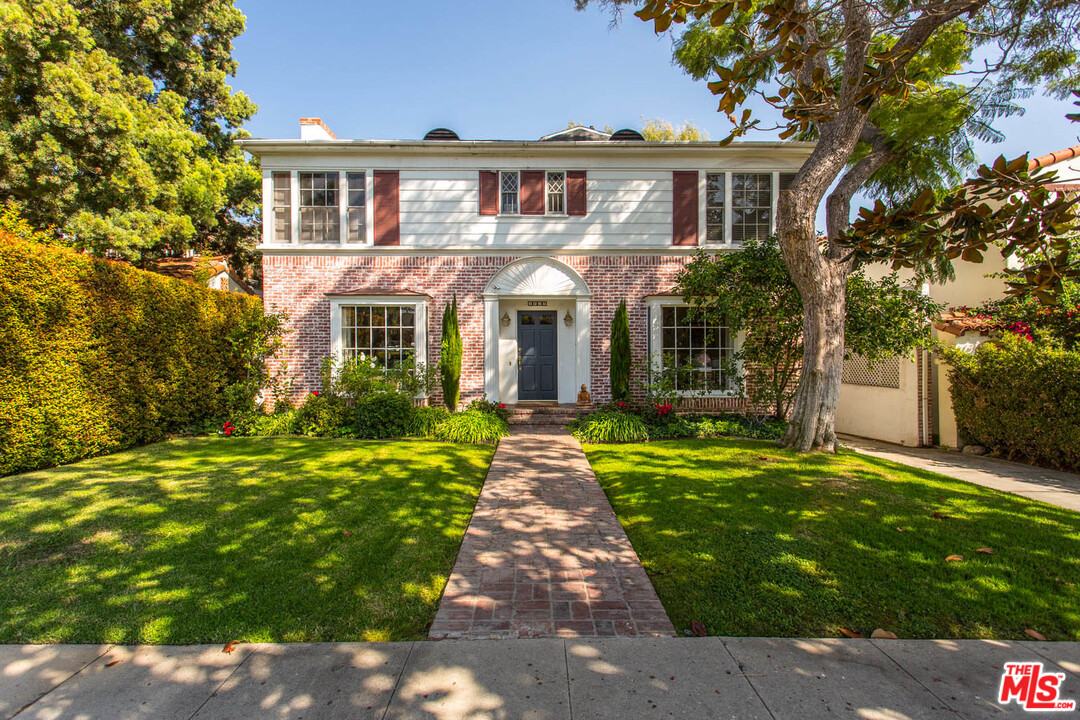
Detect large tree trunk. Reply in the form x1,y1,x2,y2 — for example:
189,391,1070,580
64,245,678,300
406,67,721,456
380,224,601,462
776,186,852,452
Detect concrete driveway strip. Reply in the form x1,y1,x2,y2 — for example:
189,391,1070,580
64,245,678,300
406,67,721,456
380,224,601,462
870,638,1079,720
1025,640,1080,678
383,638,569,720
13,644,250,720
565,637,771,719
192,642,413,720
722,637,957,720
0,644,111,720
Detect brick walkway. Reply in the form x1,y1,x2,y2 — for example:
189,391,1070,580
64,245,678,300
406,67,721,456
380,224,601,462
429,426,675,639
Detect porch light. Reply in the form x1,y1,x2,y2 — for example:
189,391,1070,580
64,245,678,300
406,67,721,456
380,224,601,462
501,312,511,327
563,310,574,327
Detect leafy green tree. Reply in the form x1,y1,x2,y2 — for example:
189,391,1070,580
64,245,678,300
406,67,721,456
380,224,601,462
610,299,632,402
0,0,260,279
640,117,708,141
583,0,1080,451
678,238,941,419
440,296,462,411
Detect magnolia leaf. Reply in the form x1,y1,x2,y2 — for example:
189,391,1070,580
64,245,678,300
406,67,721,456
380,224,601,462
871,629,898,639
1025,629,1048,641
976,547,993,554
839,627,863,638
945,554,964,562
222,641,240,654
692,621,708,636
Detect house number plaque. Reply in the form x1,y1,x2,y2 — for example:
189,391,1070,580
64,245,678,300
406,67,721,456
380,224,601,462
527,301,548,307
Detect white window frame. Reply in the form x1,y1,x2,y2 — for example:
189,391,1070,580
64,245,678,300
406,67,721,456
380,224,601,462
263,168,375,246
499,170,520,216
298,171,342,244
545,170,567,215
646,297,743,398
327,295,430,394
695,170,798,245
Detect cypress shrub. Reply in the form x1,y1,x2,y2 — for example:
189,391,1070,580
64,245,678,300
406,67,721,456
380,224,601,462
440,295,462,411
610,298,631,402
0,235,273,475
943,333,1080,471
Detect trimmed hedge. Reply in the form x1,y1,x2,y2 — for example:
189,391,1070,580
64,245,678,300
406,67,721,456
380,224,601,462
0,236,268,475
943,333,1080,471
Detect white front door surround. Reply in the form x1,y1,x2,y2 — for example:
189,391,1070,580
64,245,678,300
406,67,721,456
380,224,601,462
483,257,591,404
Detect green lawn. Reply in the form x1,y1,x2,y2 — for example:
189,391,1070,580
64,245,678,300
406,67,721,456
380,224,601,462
0,437,494,644
583,438,1080,640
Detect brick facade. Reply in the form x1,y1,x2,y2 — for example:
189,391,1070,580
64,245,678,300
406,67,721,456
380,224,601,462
264,253,751,410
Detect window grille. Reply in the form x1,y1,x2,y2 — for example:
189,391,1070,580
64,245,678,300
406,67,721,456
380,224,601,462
299,172,340,243
346,172,365,243
341,305,416,368
272,172,291,243
500,171,519,215
660,305,734,392
731,173,772,243
546,172,565,214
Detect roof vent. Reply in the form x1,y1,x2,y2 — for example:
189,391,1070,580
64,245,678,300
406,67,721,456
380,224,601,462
610,128,645,141
424,128,460,140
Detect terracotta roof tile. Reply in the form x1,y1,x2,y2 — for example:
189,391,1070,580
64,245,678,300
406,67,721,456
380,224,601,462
934,310,1006,336
1029,144,1080,171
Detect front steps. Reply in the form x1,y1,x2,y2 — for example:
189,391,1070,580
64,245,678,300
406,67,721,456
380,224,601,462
506,403,586,426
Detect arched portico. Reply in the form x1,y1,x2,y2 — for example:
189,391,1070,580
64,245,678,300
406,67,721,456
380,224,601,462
483,257,592,403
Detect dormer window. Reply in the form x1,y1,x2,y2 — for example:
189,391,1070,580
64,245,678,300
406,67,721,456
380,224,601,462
500,171,520,215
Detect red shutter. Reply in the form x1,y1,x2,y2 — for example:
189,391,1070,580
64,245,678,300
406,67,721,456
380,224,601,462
672,171,699,246
479,171,499,215
521,171,545,215
566,170,587,216
373,170,400,246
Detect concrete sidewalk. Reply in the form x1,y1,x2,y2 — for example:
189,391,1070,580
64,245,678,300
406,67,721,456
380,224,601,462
5,638,1080,719
841,435,1080,512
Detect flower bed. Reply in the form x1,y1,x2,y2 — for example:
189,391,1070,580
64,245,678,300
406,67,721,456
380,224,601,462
567,402,785,444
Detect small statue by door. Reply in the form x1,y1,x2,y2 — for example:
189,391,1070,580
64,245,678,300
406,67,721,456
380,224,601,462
577,384,592,408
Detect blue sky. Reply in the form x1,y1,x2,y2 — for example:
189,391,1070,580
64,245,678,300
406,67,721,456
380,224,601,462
232,0,1079,165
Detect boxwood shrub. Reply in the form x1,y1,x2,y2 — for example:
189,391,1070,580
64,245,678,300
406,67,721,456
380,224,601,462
943,333,1080,470
0,236,271,475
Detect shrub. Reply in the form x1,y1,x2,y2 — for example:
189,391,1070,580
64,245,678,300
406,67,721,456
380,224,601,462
943,333,1080,470
465,396,511,422
231,409,298,437
408,406,451,438
292,392,352,438
440,296,462,411
352,391,414,439
0,235,276,475
610,299,631,402
434,409,509,444
568,411,649,443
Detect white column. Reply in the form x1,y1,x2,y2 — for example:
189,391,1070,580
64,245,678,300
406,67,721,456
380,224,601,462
575,297,592,399
484,296,500,401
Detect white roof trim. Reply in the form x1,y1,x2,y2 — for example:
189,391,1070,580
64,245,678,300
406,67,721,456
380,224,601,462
538,126,613,141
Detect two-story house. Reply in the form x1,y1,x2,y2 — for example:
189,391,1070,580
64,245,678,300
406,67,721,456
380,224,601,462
240,119,813,409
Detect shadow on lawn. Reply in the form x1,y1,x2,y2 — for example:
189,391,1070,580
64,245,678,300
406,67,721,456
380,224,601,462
585,438,1080,640
0,437,492,644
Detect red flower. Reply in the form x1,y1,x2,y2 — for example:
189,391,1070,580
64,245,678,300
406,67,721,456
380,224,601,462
618,401,625,408
498,403,506,409
312,390,320,396
224,427,233,436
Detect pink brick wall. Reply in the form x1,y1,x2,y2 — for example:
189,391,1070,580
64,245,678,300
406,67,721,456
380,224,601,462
263,253,751,410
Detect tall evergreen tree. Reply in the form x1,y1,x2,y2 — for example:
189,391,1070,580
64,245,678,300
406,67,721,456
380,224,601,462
440,296,462,411
0,0,260,280
610,299,631,402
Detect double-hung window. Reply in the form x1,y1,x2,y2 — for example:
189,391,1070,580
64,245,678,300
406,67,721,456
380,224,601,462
659,305,734,393
299,172,340,243
705,173,725,244
271,172,291,243
346,172,365,243
500,171,520,215
731,173,772,243
546,171,566,214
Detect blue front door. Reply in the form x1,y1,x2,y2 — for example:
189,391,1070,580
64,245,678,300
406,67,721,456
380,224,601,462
518,311,558,401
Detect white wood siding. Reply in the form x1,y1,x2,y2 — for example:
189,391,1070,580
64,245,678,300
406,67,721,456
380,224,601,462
398,170,673,248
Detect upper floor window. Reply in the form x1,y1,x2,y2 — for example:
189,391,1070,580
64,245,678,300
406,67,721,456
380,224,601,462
731,173,772,243
346,172,365,244
546,172,565,214
299,172,339,244
500,171,520,215
272,172,290,243
705,173,725,244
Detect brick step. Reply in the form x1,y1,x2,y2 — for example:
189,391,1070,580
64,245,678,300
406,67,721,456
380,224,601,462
506,404,588,425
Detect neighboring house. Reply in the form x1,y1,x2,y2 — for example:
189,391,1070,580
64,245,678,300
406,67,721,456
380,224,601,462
836,143,1080,448
240,118,812,408
149,255,259,296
